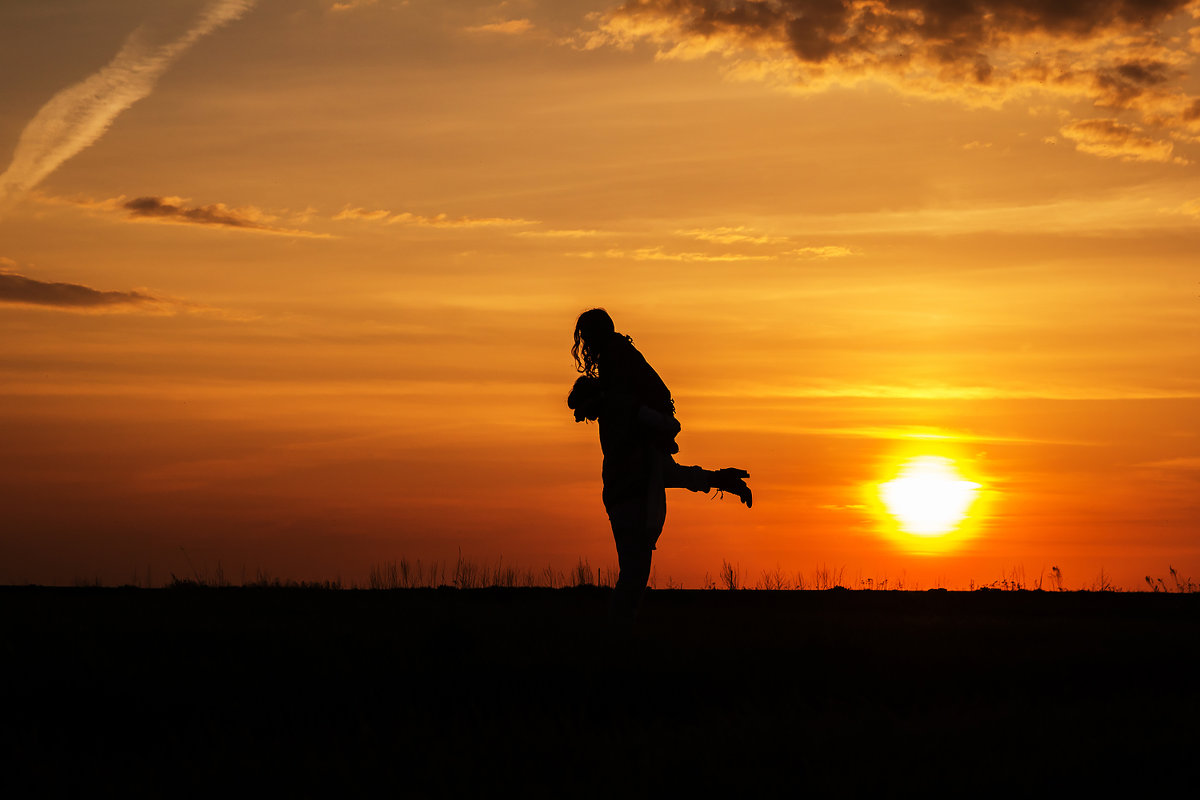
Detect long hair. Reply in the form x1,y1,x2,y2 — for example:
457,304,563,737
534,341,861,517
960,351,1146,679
572,308,631,377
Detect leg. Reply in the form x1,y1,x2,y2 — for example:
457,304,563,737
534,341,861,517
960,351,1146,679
606,499,652,626
663,457,752,507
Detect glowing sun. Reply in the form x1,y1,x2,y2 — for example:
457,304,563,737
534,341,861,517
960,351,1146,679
879,456,981,536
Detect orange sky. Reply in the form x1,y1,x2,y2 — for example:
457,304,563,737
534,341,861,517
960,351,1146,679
2,0,1199,589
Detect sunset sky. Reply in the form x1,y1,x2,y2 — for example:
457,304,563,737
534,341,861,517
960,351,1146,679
2,0,1198,589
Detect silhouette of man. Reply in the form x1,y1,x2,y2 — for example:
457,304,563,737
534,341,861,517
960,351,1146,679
568,308,751,625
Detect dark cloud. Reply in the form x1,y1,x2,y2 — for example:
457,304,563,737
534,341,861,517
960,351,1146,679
590,1,1200,145
34,193,328,238
1093,59,1177,108
118,196,328,237
604,1,1189,63
124,196,268,229
0,270,156,310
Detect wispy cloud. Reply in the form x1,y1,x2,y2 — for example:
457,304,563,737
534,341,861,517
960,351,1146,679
676,226,788,245
329,0,377,12
720,190,1200,235
764,424,1093,446
334,206,538,228
569,246,774,262
1138,457,1200,471
1060,118,1184,163
787,245,856,259
0,1,258,217
41,193,328,237
122,196,329,237
0,259,251,318
698,382,1200,401
578,0,1200,161
466,19,535,35
516,229,601,238
0,266,157,312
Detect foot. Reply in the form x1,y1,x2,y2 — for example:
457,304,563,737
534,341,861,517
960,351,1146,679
713,468,752,508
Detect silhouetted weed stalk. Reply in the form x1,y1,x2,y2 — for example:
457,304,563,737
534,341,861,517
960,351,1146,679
363,555,613,590
1144,566,1199,593
720,560,742,590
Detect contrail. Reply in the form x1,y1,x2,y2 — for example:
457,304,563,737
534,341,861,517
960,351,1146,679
0,0,257,217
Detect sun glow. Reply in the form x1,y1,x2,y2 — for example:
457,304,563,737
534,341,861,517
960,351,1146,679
879,456,981,537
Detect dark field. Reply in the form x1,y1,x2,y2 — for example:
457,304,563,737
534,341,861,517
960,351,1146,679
2,586,1198,795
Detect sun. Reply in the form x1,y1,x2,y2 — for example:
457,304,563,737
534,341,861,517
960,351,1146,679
878,456,981,537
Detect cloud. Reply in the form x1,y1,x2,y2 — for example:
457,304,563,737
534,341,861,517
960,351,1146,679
787,245,856,259
1138,456,1200,470
1059,118,1181,162
0,1,257,217
333,206,391,223
121,196,329,236
515,229,602,238
40,193,328,237
558,231,854,261
466,19,535,35
580,0,1200,156
0,268,156,312
705,381,1200,401
0,259,251,318
570,246,774,262
334,206,538,228
329,0,377,12
676,225,788,244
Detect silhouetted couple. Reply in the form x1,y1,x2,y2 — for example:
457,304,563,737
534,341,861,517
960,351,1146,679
568,308,751,625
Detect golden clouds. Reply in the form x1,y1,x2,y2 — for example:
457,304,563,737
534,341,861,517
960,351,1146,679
329,0,378,12
466,19,536,35
1059,118,1183,162
787,245,855,259
563,225,854,263
516,229,602,238
676,226,788,244
570,246,775,261
333,206,538,228
582,0,1200,161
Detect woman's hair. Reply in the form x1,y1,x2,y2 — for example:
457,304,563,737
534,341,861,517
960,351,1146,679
572,307,631,377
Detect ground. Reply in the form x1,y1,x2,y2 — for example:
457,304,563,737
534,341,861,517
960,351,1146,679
2,586,1197,794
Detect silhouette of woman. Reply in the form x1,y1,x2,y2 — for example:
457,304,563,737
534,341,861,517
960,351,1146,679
568,308,751,624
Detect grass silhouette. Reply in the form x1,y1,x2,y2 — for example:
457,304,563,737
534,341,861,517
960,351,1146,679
88,557,1197,594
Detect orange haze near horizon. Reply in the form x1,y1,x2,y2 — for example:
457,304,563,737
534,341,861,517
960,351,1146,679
2,1,1199,590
